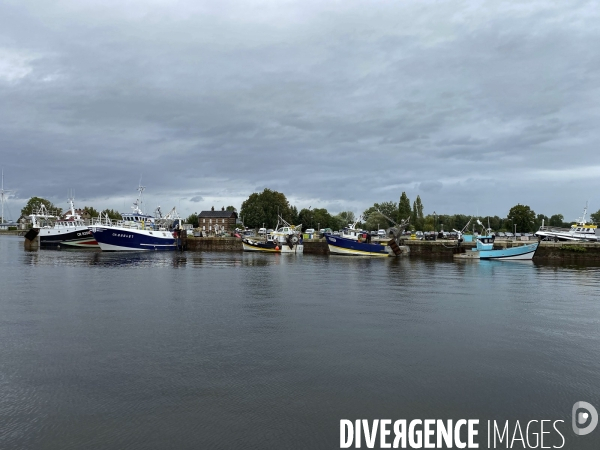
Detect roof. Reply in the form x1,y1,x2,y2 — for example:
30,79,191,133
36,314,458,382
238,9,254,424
198,210,238,218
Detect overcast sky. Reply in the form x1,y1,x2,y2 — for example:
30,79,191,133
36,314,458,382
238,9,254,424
0,0,598,221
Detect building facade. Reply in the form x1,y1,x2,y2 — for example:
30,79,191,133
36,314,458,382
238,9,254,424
198,207,238,233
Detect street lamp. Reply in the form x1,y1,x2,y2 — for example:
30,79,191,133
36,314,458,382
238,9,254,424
433,211,437,232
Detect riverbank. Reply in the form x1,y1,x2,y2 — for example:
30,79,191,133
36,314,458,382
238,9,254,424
185,236,600,260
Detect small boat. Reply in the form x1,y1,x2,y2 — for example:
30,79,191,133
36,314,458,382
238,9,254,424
89,185,183,251
454,220,539,260
325,219,407,257
535,204,599,242
241,217,303,253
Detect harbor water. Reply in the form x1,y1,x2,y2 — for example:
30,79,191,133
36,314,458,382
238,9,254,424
0,234,599,449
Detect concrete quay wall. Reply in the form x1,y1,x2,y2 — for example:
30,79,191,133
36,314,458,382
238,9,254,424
185,237,600,260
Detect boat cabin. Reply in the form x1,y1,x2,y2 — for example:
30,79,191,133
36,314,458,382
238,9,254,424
476,235,495,251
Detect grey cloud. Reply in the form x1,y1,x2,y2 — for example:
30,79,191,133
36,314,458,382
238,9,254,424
0,0,599,221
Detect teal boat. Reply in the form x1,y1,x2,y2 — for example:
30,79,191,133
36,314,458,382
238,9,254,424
454,219,539,260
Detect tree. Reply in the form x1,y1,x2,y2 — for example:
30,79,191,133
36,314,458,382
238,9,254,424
411,195,424,230
20,197,63,218
364,212,388,231
589,210,600,224
101,209,122,220
298,207,337,230
334,211,355,229
186,213,199,228
240,189,295,229
398,192,411,222
82,206,99,218
549,214,564,227
507,204,536,233
363,201,398,227
225,206,237,212
534,214,549,229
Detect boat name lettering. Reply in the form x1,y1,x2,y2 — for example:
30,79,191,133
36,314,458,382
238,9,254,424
330,238,336,242
112,233,133,238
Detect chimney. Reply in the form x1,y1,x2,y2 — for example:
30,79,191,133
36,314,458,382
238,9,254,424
221,206,225,211
211,206,215,211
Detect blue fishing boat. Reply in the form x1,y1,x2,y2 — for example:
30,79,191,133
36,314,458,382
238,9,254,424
89,185,183,251
325,221,406,257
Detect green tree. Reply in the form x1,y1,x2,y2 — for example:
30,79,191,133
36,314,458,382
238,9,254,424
364,212,388,231
534,213,549,229
548,214,564,227
423,215,435,231
363,201,398,227
20,197,63,218
334,211,355,229
101,209,122,220
587,210,599,224
507,204,536,233
412,195,424,230
82,206,99,218
225,206,237,212
298,207,337,230
186,213,199,228
240,189,295,229
398,192,411,222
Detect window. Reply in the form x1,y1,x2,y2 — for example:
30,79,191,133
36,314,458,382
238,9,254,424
222,219,225,223
202,219,205,223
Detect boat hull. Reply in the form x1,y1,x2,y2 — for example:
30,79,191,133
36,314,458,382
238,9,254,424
325,235,390,257
242,239,303,253
90,226,178,251
455,242,539,260
535,231,598,242
480,242,539,260
38,227,99,248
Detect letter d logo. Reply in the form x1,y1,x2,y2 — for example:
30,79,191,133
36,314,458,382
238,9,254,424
572,401,598,436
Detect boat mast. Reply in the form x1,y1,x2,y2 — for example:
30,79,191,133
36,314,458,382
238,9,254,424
132,177,145,215
1,168,3,225
0,168,10,225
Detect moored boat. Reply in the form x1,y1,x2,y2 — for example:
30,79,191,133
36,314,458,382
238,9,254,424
535,204,599,242
325,220,407,257
241,217,303,253
89,185,183,251
454,220,539,260
36,197,98,248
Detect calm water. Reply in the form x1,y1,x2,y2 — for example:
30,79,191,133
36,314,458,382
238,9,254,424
0,234,599,449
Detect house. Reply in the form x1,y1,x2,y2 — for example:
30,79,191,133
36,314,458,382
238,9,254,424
198,207,238,233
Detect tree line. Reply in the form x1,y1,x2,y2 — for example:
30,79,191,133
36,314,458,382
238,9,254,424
17,192,600,234
238,189,598,233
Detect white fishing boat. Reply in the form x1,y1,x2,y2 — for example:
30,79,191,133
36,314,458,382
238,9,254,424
241,216,303,253
34,197,98,248
535,204,599,242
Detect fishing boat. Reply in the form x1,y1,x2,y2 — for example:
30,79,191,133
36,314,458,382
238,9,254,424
535,204,599,242
454,220,539,260
89,185,183,251
35,197,98,248
325,218,407,257
241,217,303,253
